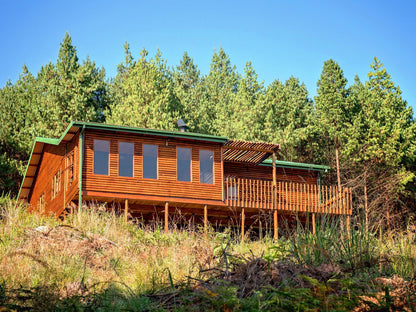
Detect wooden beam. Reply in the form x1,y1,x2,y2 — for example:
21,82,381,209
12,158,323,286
346,215,351,239
204,204,208,237
273,210,278,241
241,208,245,243
125,199,129,222
272,152,276,187
224,145,278,153
164,201,169,233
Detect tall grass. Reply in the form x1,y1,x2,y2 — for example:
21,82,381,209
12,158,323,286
1,196,415,310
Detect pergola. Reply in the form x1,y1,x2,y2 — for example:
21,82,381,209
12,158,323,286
222,139,280,240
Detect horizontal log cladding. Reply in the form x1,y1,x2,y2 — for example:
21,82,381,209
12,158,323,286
83,130,223,202
29,133,80,216
224,161,319,184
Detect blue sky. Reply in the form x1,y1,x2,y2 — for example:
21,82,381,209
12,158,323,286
1,0,415,115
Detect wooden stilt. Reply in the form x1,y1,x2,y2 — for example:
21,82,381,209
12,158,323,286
273,210,278,241
346,215,351,238
259,212,263,240
204,204,208,237
164,201,169,233
312,213,316,235
124,199,129,222
241,208,245,243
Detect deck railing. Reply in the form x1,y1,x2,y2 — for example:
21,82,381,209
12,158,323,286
224,177,352,215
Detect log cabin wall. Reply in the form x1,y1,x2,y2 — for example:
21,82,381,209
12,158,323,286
224,162,319,184
29,133,79,216
82,130,223,203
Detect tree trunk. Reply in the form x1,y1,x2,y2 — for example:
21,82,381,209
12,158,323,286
364,169,369,232
335,143,341,191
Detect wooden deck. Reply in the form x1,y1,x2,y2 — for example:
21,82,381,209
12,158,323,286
224,177,352,215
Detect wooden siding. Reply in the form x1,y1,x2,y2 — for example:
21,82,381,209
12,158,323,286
82,130,223,203
29,133,80,216
224,162,319,184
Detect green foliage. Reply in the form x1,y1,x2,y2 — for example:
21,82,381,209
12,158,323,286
107,46,182,130
261,77,314,161
0,33,107,196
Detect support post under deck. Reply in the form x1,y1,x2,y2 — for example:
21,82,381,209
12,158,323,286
241,208,245,243
164,202,169,233
124,199,129,222
204,204,208,237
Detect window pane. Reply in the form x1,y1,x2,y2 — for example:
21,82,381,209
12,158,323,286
94,140,109,175
200,150,213,184
143,144,157,179
119,142,134,177
177,147,191,182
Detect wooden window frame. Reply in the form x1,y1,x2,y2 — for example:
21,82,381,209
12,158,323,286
52,170,61,199
176,147,192,182
118,141,134,178
142,144,158,180
200,149,214,184
93,139,110,176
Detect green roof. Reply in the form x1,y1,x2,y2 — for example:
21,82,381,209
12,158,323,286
261,159,330,172
71,121,228,143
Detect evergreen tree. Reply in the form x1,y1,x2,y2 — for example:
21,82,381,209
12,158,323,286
315,59,349,189
204,48,239,136
232,62,265,141
0,33,108,195
173,52,208,133
107,47,182,130
261,77,313,161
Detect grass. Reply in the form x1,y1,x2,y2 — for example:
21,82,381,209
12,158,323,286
0,196,415,311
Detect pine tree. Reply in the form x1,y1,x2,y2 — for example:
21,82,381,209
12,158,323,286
261,77,313,161
204,48,239,136
315,59,349,189
107,47,181,130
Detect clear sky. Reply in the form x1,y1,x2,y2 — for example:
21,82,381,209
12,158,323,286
1,0,415,115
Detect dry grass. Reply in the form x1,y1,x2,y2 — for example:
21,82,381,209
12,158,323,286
1,197,416,311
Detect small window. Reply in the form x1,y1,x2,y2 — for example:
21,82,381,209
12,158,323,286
177,147,191,182
67,150,75,186
52,171,61,199
119,142,134,177
143,144,158,179
94,140,110,175
200,150,214,184
38,193,45,211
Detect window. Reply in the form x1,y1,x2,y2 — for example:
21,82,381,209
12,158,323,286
200,150,214,184
177,147,191,182
94,139,109,175
143,144,158,179
52,171,61,199
67,150,75,186
38,193,45,211
119,142,134,177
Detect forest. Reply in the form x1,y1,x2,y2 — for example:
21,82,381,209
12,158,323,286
0,33,415,231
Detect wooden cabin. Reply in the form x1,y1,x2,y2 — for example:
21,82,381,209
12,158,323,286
18,121,352,239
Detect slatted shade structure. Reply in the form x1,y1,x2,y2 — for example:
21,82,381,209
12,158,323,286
223,139,280,165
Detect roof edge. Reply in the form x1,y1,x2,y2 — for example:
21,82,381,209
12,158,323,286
261,159,330,171
71,121,228,143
